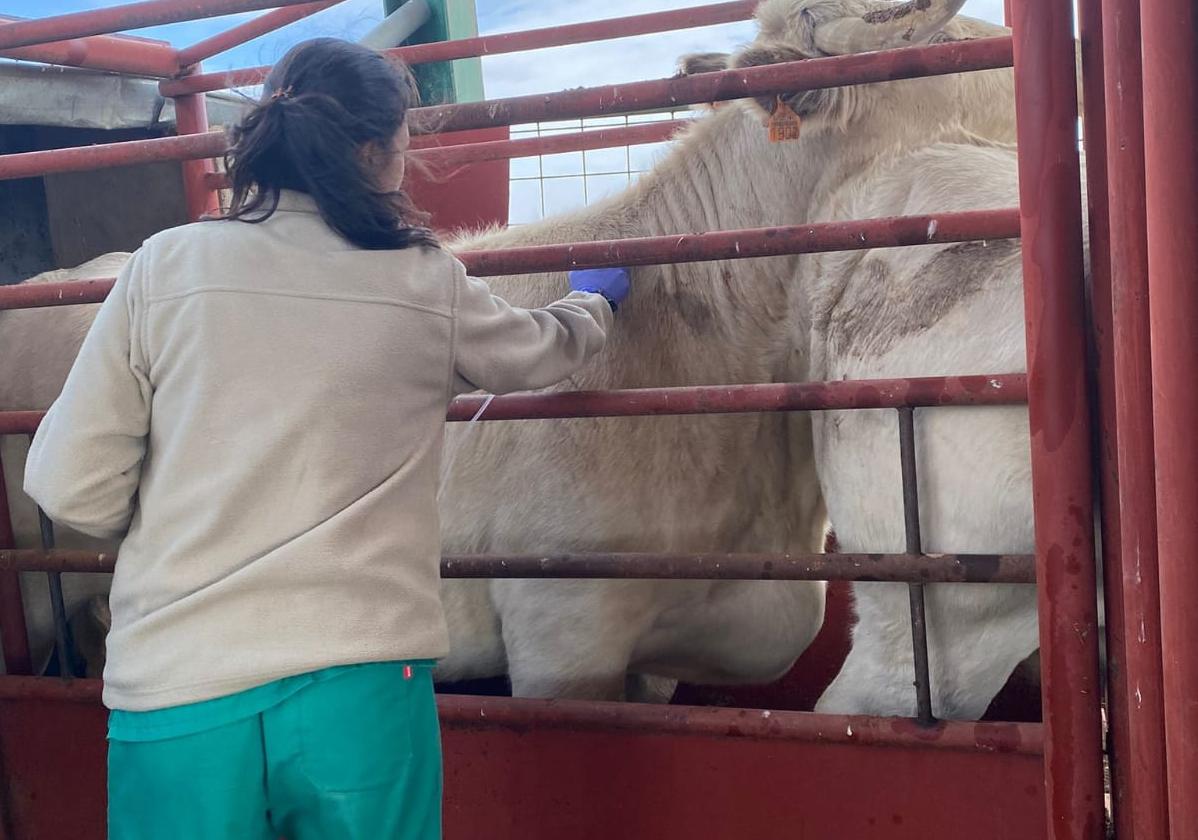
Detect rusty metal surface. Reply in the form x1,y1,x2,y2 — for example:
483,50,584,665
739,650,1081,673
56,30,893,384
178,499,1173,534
898,408,935,726
200,120,694,190
0,132,228,182
0,374,1029,436
0,678,1041,754
1,547,1037,583
162,0,759,95
0,209,1022,310
175,1,339,68
0,0,324,51
1010,0,1107,837
417,38,1014,134
162,37,1013,123
1,374,1029,436
1141,0,1198,831
1073,0,1132,833
0,694,1049,840
171,66,220,223
0,15,178,76
1096,0,1170,835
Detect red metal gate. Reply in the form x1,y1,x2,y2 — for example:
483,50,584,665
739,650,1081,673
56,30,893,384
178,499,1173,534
0,1,1191,838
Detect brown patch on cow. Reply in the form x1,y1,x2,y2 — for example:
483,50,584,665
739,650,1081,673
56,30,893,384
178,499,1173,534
824,240,1021,357
862,0,933,24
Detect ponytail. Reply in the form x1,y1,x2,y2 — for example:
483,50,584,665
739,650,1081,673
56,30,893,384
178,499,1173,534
219,38,437,251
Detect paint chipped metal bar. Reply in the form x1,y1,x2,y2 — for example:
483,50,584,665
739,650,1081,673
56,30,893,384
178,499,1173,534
0,16,179,76
898,407,935,726
1073,0,1133,832
161,33,1011,117
0,132,229,182
0,209,1021,310
160,0,761,95
175,0,342,68
0,0,327,51
0,120,688,188
0,374,1029,438
171,65,221,222
1010,0,1106,836
2,548,1037,584
1097,0,1170,834
200,121,692,191
0,675,1046,756
413,38,1014,134
1142,0,1198,830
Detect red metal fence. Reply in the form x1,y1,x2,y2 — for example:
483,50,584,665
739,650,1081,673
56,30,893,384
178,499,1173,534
0,1,1191,838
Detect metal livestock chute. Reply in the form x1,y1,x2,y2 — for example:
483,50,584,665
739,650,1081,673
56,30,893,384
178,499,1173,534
0,1,1193,838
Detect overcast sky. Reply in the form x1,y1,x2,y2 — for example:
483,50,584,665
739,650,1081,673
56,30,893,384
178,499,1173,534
8,1,1007,97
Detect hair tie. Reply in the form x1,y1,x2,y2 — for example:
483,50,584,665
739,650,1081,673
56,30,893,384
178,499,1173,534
269,86,293,102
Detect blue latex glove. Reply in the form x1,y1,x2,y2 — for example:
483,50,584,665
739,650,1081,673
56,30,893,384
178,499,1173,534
568,267,631,312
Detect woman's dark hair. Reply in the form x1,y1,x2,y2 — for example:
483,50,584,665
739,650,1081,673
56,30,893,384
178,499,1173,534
220,37,437,250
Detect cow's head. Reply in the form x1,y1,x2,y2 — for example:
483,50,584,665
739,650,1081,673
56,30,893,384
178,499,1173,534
680,0,988,133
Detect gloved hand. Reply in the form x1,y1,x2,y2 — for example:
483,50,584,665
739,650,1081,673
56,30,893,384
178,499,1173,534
568,267,631,312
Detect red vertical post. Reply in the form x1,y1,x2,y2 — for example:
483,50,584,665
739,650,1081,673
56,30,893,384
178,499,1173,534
0,449,32,676
172,64,220,222
1101,0,1171,836
1142,0,1198,834
1074,0,1136,835
1009,0,1106,838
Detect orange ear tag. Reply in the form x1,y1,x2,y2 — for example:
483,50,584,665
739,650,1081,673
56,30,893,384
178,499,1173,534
768,96,802,142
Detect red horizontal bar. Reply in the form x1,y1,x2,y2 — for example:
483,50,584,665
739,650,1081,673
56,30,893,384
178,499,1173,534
176,0,340,68
160,0,759,95
0,132,227,182
0,549,1036,584
201,120,691,191
0,209,1021,311
397,0,757,66
445,375,1028,421
425,120,689,166
0,15,178,76
0,374,1028,439
0,280,115,310
438,696,1045,755
456,210,1021,276
0,676,1044,755
0,412,42,435
414,37,1014,135
162,36,1012,131
0,0,325,51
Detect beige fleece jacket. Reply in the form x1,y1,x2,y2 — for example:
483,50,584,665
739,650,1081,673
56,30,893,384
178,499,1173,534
24,191,612,711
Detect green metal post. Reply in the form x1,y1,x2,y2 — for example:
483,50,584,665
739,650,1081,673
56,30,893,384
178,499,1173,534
385,0,485,104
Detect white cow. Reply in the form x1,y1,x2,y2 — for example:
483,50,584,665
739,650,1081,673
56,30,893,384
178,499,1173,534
715,0,1091,719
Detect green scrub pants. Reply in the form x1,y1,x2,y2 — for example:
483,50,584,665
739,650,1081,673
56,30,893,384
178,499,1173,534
107,662,442,840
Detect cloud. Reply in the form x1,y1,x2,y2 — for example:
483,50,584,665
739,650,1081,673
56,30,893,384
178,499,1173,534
475,0,1006,100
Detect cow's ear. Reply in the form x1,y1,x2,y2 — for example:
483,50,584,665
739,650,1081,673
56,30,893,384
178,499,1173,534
674,52,731,77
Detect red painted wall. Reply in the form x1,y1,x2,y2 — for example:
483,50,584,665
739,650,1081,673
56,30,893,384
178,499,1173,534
406,126,510,235
0,697,1048,840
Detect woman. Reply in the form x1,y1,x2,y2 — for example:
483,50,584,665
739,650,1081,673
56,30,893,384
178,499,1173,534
24,37,630,840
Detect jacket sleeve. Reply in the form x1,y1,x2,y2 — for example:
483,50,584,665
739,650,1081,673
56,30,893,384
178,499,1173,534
23,248,153,540
450,257,613,395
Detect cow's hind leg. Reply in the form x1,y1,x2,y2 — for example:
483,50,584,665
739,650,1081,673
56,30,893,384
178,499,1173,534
816,582,1040,720
494,579,661,701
